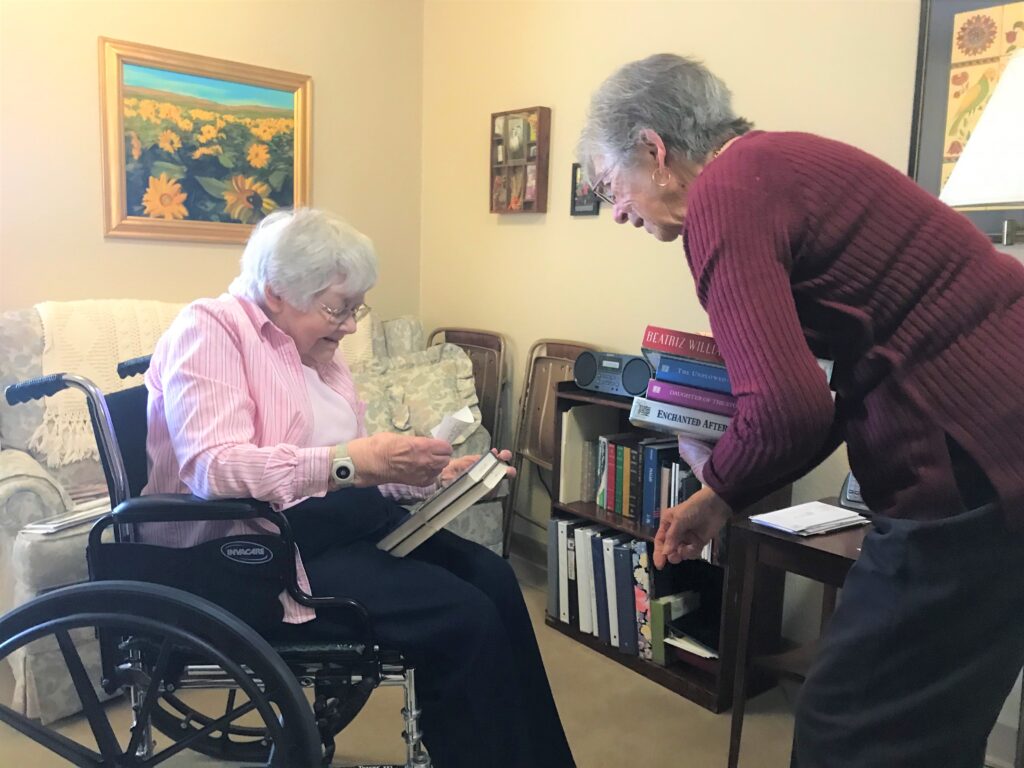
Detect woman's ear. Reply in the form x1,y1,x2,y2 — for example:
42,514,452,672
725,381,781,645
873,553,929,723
639,128,668,169
262,284,285,315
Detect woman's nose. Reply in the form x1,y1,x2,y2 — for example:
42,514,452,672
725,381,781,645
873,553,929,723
612,202,630,224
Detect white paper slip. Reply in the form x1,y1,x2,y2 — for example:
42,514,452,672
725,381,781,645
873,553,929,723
430,406,476,445
750,501,869,536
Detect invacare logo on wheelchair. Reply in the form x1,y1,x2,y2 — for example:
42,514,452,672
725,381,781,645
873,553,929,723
221,540,275,564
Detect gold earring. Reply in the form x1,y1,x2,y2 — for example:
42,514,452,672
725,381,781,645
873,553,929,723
652,167,672,187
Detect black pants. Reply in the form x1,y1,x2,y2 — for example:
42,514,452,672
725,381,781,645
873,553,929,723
792,502,1024,767
271,488,575,768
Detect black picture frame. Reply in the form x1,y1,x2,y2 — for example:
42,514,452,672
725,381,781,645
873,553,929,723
570,163,600,216
908,0,1024,237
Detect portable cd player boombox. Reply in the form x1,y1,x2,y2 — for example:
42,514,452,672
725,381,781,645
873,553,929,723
573,352,652,397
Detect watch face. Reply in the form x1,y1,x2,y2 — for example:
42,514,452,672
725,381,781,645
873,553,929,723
335,464,351,480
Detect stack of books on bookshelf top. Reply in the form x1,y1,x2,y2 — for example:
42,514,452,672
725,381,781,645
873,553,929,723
629,325,834,443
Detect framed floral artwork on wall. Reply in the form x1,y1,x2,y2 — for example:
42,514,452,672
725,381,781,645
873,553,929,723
99,38,311,243
908,1,1023,235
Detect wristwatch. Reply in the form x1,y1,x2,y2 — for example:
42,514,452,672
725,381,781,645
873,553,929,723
330,445,357,489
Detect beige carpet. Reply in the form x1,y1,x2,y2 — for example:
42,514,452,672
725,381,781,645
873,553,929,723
0,559,795,766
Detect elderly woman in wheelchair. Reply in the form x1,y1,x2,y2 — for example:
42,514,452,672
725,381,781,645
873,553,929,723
0,208,574,768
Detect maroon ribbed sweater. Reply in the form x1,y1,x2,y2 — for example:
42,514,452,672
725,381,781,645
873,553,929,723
684,131,1024,525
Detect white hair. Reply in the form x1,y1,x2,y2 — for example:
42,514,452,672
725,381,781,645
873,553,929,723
577,53,752,181
229,208,378,310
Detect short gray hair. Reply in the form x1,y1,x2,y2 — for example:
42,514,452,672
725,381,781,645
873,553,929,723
229,208,378,310
578,53,752,180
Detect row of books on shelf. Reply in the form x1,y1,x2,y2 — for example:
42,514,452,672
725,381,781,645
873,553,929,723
547,517,722,667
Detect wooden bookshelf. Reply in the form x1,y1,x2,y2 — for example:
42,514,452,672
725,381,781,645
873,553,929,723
548,381,790,713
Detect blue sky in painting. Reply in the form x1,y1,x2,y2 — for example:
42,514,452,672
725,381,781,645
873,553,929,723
123,64,293,110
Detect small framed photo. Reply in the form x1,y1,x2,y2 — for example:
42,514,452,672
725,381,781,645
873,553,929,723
506,115,528,162
570,163,600,216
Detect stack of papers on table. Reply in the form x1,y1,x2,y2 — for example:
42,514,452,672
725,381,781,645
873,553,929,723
750,501,869,536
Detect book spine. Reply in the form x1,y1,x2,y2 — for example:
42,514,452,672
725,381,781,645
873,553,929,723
574,528,593,635
604,538,620,648
547,518,560,620
632,540,653,661
655,357,732,394
580,440,598,503
646,379,737,417
596,435,608,508
614,543,637,655
615,444,625,516
642,325,724,366
606,439,617,511
567,532,579,629
650,597,667,667
629,397,732,442
641,444,659,527
628,444,641,520
591,533,609,643
659,462,671,512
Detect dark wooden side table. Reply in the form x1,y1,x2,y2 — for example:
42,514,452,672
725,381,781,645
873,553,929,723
727,507,868,768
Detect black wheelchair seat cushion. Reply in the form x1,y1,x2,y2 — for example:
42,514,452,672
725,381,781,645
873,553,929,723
88,534,290,632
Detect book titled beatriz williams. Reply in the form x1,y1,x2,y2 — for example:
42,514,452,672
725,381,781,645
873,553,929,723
646,379,737,417
641,325,724,367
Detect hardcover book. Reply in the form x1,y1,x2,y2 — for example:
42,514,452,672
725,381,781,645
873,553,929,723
629,396,732,443
641,325,723,369
645,379,737,417
378,453,507,557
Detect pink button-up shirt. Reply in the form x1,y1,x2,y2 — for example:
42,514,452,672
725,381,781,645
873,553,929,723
142,293,433,623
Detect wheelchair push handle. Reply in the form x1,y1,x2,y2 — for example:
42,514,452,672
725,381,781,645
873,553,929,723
4,373,70,405
117,355,152,380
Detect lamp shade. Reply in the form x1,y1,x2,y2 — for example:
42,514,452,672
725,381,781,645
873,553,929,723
940,49,1024,208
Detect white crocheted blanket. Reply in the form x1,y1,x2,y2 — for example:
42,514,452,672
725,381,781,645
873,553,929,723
29,299,182,467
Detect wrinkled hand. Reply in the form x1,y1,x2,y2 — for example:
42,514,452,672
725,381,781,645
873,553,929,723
653,486,732,569
440,449,515,499
346,433,452,488
676,436,713,485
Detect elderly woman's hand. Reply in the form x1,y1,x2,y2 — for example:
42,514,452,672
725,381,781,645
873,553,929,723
346,433,453,488
440,449,516,497
653,486,732,569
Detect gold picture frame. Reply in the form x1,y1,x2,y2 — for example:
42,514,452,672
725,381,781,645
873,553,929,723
99,38,311,244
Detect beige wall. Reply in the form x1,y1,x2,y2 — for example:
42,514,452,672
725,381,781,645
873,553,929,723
420,0,921,541
0,0,424,318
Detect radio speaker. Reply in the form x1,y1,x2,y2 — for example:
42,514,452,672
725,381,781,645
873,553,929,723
573,352,652,397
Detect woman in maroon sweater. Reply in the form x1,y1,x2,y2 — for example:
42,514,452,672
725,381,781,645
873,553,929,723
579,54,1024,767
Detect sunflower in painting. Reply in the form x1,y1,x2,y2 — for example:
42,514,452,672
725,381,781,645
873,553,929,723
158,130,182,154
223,175,276,223
142,174,188,220
247,143,270,169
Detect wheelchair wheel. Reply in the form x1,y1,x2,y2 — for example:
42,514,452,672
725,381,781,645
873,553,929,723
0,580,321,767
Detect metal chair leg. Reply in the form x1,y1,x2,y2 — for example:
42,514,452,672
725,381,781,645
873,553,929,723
402,667,430,767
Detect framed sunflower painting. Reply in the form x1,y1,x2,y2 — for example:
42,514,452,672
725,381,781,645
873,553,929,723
909,1,1023,236
99,38,311,243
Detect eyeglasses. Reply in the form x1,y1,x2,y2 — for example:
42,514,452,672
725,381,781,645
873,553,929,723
319,302,371,325
591,167,616,206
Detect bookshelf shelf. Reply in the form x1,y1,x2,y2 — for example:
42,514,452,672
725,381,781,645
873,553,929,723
553,501,658,542
549,381,791,713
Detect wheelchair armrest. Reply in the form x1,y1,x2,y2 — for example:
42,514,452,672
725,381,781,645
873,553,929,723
111,494,271,523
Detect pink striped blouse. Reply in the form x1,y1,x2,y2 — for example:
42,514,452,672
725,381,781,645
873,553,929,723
141,294,435,623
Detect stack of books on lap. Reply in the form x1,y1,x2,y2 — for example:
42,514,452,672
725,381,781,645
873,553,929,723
749,501,869,536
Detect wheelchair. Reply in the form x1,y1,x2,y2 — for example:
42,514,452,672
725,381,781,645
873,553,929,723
0,357,431,767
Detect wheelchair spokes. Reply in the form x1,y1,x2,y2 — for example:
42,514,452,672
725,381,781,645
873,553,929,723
0,582,322,767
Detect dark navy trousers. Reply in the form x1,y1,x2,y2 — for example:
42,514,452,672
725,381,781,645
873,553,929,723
272,487,575,768
792,502,1024,767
